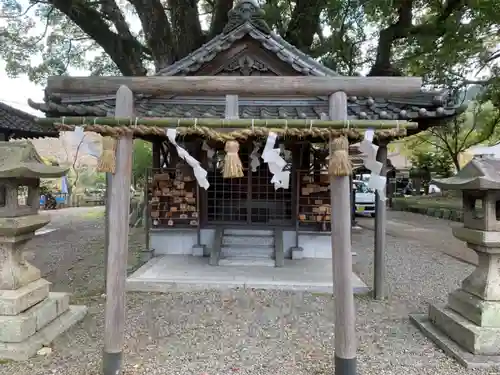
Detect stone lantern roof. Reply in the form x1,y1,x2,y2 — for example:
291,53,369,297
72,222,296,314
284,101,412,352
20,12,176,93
0,141,68,179
432,156,500,190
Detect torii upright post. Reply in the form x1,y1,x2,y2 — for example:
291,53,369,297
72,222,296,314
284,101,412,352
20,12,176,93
329,91,357,375
374,142,388,300
102,85,134,375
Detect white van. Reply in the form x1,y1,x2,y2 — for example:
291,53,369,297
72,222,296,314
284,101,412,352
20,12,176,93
353,180,376,217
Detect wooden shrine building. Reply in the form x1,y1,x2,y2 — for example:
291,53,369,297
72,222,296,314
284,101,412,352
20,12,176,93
0,101,57,140
29,0,460,264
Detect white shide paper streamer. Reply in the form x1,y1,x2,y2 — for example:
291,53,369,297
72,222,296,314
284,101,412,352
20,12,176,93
166,129,210,190
71,126,101,158
201,141,215,168
358,129,386,200
250,141,261,172
261,132,290,190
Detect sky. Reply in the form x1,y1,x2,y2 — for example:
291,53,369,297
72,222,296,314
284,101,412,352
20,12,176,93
0,61,44,115
0,0,144,116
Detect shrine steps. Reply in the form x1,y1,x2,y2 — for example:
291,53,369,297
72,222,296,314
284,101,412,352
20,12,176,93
219,257,275,267
217,228,278,267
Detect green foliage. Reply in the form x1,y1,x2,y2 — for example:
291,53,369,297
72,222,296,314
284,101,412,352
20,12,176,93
132,140,152,186
404,101,500,171
0,0,498,93
409,149,454,178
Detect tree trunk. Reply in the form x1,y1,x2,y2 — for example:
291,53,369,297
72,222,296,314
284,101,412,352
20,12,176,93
369,0,467,76
452,155,461,172
48,0,148,76
209,0,235,37
285,0,326,53
168,0,206,61
128,0,176,71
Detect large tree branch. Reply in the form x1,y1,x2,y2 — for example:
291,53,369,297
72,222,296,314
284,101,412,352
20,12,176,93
168,0,205,61
369,0,467,76
128,0,175,71
100,0,134,40
48,0,148,76
284,0,326,53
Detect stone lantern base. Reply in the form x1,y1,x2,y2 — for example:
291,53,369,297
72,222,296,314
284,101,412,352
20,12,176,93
0,214,87,361
411,299,500,368
410,227,500,368
0,279,87,361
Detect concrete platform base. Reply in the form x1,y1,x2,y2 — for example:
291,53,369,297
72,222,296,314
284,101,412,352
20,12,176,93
126,255,369,295
0,305,87,361
410,313,500,369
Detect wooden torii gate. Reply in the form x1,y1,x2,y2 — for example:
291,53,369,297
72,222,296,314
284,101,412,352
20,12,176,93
41,75,422,375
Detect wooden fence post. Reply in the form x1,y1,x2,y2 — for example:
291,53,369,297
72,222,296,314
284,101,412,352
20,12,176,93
102,85,134,375
329,91,357,375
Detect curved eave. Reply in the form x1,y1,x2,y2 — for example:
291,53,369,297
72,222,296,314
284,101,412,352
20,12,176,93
431,176,500,191
28,98,462,122
7,129,59,139
0,164,69,179
0,101,59,139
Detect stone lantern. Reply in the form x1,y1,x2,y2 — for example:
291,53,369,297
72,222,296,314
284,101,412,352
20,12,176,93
0,142,87,361
411,156,500,367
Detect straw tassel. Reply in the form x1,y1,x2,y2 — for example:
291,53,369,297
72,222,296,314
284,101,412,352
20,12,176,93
223,140,244,178
328,136,352,176
97,136,117,173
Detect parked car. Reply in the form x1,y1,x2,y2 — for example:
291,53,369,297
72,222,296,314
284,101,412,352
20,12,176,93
353,180,376,217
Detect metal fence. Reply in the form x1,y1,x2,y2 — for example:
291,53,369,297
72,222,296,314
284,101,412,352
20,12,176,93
206,166,293,226
145,165,352,232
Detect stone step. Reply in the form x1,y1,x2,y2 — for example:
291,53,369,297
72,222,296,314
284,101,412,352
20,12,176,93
221,246,274,258
0,278,51,316
0,305,87,361
219,257,275,267
428,304,492,355
0,292,70,343
222,235,274,246
224,228,274,236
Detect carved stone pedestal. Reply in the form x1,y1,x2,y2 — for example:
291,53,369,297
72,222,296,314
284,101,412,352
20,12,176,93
0,215,87,361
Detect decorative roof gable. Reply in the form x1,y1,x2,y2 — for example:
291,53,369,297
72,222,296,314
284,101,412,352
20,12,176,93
223,0,270,34
156,0,338,77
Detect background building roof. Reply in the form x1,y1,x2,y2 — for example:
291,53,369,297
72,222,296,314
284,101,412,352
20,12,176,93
0,102,58,139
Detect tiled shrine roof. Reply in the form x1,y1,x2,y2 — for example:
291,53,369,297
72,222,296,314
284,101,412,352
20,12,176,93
0,102,57,138
28,95,459,122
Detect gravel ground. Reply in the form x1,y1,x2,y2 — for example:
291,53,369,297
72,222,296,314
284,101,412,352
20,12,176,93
357,211,478,265
2,208,496,375
21,207,143,300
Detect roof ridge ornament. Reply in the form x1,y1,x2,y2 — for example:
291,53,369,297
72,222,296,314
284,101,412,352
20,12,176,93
223,0,271,35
